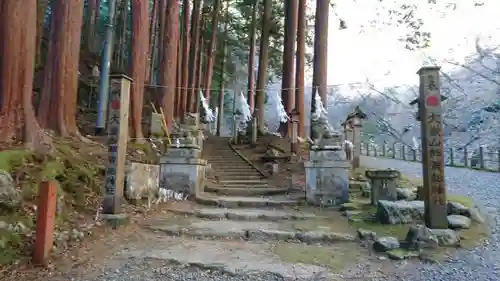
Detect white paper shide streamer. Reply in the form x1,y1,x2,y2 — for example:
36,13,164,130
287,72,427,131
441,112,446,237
235,92,252,132
312,93,328,121
199,90,215,122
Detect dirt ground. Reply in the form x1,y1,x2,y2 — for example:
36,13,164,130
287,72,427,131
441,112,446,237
0,204,176,281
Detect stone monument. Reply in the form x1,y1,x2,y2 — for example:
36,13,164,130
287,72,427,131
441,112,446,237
365,169,401,205
159,135,207,198
410,66,448,229
304,114,349,206
344,106,366,169
101,74,131,227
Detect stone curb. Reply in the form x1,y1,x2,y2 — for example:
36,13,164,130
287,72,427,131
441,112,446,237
195,195,302,208
166,208,317,221
204,186,288,196
152,225,357,244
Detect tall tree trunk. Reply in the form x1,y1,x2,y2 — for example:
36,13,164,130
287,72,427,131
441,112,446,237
35,0,50,68
157,0,166,67
158,0,180,131
247,1,258,114
114,0,129,72
86,0,99,52
0,0,43,148
216,0,228,137
187,0,202,113
295,0,306,138
174,28,183,120
147,0,159,83
278,0,298,136
203,0,220,100
130,0,149,142
255,0,272,134
180,0,191,120
37,0,84,137
310,0,329,130
194,10,207,113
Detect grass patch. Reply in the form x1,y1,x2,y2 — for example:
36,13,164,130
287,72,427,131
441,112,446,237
0,149,34,172
272,242,365,270
448,194,474,208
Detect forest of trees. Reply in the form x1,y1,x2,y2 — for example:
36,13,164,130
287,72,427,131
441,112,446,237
0,0,320,150
0,0,448,152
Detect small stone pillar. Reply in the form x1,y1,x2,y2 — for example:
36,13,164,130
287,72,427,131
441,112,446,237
304,134,350,206
344,106,366,169
159,141,207,198
251,114,258,145
232,114,241,144
290,110,300,155
365,169,400,205
102,74,131,225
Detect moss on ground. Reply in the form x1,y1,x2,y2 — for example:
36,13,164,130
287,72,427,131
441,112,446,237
272,242,365,270
448,194,474,208
0,138,111,265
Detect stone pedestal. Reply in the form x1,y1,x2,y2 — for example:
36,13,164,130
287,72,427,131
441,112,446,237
352,125,362,169
251,116,258,145
150,112,165,136
365,169,400,205
304,144,350,206
159,144,207,198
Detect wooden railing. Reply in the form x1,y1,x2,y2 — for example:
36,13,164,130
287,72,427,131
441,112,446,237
361,142,500,173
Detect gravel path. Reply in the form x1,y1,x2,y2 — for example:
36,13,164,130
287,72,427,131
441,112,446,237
361,156,500,281
81,260,290,281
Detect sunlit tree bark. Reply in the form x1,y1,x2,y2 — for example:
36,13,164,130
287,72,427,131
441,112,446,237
0,0,45,149
129,0,149,142
37,0,84,137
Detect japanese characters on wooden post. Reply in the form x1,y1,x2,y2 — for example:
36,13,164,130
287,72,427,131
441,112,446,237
103,74,131,215
417,66,448,229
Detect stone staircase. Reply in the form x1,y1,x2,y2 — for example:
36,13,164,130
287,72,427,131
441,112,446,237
197,136,304,207
141,136,374,279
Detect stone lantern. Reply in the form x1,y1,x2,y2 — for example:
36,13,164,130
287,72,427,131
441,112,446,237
290,109,300,155
345,106,367,169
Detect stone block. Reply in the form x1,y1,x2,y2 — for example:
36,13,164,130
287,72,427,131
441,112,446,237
150,112,165,136
159,148,207,197
124,162,160,201
304,148,349,206
376,200,425,224
365,169,400,204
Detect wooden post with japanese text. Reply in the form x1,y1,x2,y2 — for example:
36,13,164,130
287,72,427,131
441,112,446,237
411,66,448,229
102,74,131,221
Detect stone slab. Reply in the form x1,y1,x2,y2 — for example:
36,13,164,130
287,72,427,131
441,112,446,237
121,238,332,279
125,162,159,201
167,205,318,221
148,219,356,244
195,193,303,208
204,186,288,196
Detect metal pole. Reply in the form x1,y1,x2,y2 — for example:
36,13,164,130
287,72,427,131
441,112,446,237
95,0,117,135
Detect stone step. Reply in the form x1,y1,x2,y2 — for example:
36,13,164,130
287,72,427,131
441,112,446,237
147,219,356,245
208,159,250,166
214,185,270,190
216,171,262,176
210,164,254,169
204,186,288,196
195,193,304,208
118,236,338,280
217,175,263,180
166,202,318,221
218,179,268,184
